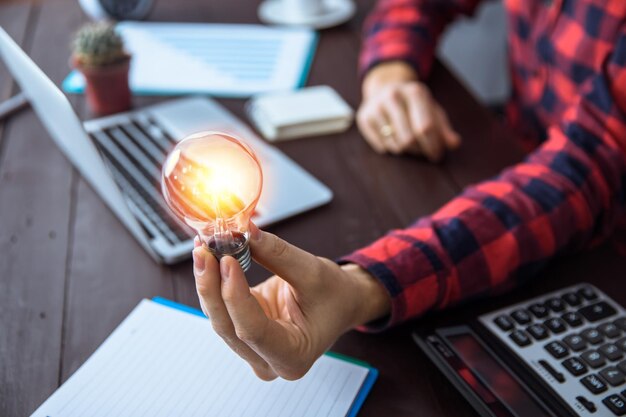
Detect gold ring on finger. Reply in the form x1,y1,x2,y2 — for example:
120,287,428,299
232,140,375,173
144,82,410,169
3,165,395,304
379,124,394,138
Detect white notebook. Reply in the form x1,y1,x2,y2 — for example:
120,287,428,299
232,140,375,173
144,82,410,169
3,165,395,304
30,299,376,417
246,85,354,141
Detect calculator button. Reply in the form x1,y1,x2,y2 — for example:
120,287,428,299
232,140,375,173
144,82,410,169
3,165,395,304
511,309,532,325
546,297,566,312
579,301,618,323
529,303,549,318
577,395,597,413
616,317,626,332
619,360,626,374
527,324,550,340
600,367,626,387
581,373,608,394
582,350,607,369
602,394,626,416
578,286,599,301
562,357,588,376
562,312,584,328
544,318,567,334
600,343,624,362
562,292,582,307
545,341,569,359
582,328,605,345
538,359,565,383
618,338,626,352
494,315,515,331
600,323,623,339
564,334,588,352
509,330,532,347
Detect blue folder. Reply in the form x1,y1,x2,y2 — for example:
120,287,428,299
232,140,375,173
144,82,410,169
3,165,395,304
153,296,378,417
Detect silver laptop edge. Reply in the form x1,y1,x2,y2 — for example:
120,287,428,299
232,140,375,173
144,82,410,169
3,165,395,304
0,26,160,262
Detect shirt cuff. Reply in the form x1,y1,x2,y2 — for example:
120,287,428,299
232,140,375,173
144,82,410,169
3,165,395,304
359,45,435,82
338,221,449,332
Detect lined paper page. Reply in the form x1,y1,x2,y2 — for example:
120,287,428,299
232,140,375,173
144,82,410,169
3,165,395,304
30,300,369,417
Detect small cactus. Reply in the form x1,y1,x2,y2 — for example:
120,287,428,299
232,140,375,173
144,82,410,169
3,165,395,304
72,22,127,67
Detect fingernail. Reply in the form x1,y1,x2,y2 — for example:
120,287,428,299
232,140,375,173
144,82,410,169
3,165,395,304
250,223,261,242
220,257,231,281
193,248,205,275
194,236,201,248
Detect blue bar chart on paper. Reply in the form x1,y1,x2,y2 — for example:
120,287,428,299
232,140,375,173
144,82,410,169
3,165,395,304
63,22,318,98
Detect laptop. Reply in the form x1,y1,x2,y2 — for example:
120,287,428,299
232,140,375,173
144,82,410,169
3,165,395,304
0,27,332,264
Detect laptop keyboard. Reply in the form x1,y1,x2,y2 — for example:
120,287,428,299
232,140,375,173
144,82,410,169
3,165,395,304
88,116,193,245
480,284,626,416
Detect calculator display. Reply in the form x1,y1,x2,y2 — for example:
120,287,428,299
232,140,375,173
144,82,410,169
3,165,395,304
445,332,551,417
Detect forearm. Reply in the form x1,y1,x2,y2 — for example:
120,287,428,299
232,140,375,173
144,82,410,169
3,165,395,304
342,118,626,331
341,263,392,327
362,61,419,98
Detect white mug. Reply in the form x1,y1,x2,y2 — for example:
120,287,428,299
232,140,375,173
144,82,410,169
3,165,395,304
281,0,325,19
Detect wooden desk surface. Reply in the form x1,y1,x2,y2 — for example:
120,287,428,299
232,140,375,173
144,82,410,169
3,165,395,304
1,1,625,416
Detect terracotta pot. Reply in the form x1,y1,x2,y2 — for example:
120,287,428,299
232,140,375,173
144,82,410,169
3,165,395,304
72,55,132,116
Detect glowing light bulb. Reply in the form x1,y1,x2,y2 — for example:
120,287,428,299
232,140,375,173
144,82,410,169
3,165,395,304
161,131,263,271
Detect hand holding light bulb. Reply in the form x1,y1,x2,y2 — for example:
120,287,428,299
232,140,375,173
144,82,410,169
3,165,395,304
162,131,390,380
191,225,391,380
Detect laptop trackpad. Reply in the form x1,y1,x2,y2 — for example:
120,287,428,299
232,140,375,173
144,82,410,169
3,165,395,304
147,97,248,140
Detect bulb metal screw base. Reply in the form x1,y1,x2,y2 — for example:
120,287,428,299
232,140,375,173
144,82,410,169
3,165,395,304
233,242,252,272
205,236,252,272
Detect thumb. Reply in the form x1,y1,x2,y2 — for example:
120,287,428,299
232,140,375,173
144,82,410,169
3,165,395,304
248,223,317,291
436,106,461,150
220,255,311,380
220,256,270,342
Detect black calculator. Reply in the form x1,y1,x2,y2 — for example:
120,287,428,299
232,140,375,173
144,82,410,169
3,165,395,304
414,284,626,416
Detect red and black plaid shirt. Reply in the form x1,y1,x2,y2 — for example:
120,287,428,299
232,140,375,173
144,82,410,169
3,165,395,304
341,0,626,330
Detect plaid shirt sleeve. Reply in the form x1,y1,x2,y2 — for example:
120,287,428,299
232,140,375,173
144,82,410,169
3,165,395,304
359,0,482,79
342,29,626,332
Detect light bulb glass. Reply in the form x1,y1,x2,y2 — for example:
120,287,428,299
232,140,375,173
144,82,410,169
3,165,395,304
161,131,262,271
